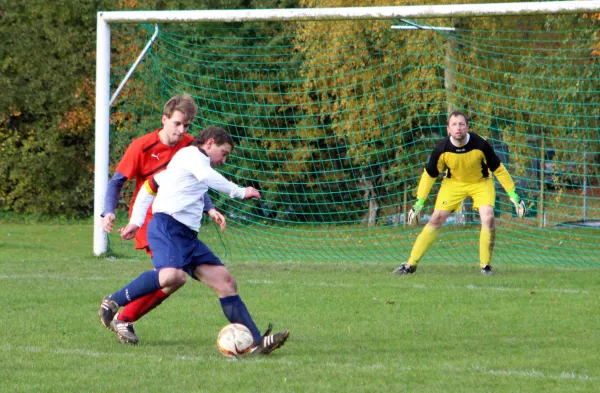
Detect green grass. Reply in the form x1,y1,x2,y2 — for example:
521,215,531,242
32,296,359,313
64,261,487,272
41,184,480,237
1,222,599,392
104,214,600,267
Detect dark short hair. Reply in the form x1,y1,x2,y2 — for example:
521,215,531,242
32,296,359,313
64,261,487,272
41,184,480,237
447,110,469,125
192,126,234,148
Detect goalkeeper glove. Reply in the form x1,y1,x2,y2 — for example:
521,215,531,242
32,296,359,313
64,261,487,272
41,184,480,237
407,198,425,225
508,190,527,218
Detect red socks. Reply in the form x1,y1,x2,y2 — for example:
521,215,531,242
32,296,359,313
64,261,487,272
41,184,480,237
117,289,169,322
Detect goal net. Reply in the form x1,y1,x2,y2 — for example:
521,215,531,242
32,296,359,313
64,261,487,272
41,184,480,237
95,2,600,266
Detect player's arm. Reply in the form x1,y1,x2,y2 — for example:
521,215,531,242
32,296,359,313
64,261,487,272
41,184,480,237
204,193,215,212
190,156,261,200
101,172,128,233
408,147,443,225
203,194,227,232
483,142,527,218
102,141,141,233
206,208,226,232
119,173,161,240
494,163,527,218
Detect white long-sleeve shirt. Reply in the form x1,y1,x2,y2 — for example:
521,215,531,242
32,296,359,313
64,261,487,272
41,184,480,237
130,146,246,232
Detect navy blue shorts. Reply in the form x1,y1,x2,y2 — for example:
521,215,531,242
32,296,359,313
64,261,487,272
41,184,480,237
147,213,223,279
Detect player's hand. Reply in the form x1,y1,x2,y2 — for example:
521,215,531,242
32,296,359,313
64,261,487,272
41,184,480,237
207,209,226,232
243,186,261,200
508,190,527,218
102,213,116,233
119,223,140,240
407,198,425,226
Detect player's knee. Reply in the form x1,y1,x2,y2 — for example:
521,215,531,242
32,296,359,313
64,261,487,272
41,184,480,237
224,272,238,291
216,273,238,297
162,284,182,295
159,268,187,287
167,278,186,291
481,215,494,228
429,211,449,227
174,271,188,286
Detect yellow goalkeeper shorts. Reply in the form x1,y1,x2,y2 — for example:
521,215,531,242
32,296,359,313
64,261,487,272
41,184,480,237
434,177,496,212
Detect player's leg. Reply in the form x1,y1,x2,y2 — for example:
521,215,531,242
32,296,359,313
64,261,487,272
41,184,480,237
116,245,184,325
100,213,186,343
118,219,186,322
194,264,262,340
478,206,495,275
110,290,168,345
102,270,185,344
188,243,262,344
189,242,288,355
100,213,186,324
99,268,183,324
394,209,452,273
471,180,496,275
116,283,183,323
393,179,462,275
99,270,161,327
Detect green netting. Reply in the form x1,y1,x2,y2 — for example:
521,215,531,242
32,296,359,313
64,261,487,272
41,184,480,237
107,13,600,266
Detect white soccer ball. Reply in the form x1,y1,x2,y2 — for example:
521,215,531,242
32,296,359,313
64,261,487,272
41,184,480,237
216,323,254,358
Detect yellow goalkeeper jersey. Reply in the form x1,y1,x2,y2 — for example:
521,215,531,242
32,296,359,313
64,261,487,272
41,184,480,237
417,132,515,199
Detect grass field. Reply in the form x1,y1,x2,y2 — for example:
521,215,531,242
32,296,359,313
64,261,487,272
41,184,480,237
1,221,599,393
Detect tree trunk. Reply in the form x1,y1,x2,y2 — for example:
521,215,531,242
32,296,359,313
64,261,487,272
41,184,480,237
363,177,379,227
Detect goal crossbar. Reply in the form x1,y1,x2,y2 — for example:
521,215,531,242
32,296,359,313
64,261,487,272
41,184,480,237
99,1,600,23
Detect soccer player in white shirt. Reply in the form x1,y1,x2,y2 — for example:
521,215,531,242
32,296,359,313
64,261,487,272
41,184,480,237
98,126,289,355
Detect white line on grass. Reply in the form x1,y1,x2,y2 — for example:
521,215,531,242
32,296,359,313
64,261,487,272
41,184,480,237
459,284,589,295
0,274,110,281
248,279,592,296
0,274,592,295
472,365,600,381
1,344,598,382
0,344,216,362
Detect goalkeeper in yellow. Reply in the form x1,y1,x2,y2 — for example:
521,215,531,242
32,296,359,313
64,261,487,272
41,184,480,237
393,111,527,276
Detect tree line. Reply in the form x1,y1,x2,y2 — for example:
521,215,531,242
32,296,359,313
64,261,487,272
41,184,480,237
1,0,598,219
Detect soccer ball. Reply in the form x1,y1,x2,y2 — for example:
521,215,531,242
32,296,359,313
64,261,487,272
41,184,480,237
216,323,254,358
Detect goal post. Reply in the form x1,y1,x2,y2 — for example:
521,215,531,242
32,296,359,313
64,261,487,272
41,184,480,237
94,2,600,265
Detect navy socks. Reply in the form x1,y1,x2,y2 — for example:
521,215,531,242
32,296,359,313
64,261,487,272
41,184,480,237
219,295,261,344
110,270,161,307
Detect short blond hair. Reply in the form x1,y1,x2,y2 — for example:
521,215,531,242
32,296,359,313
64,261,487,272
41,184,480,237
163,93,198,121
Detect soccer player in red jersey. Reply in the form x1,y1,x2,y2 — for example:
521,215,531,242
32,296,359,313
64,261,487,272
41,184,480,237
99,94,225,344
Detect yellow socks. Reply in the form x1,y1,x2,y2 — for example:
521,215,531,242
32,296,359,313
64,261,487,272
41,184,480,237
479,226,496,268
408,224,438,266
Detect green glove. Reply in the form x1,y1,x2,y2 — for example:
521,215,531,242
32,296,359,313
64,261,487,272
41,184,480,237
508,190,520,203
508,190,527,218
408,198,425,225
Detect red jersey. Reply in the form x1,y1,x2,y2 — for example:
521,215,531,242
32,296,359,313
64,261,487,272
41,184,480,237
116,128,194,250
